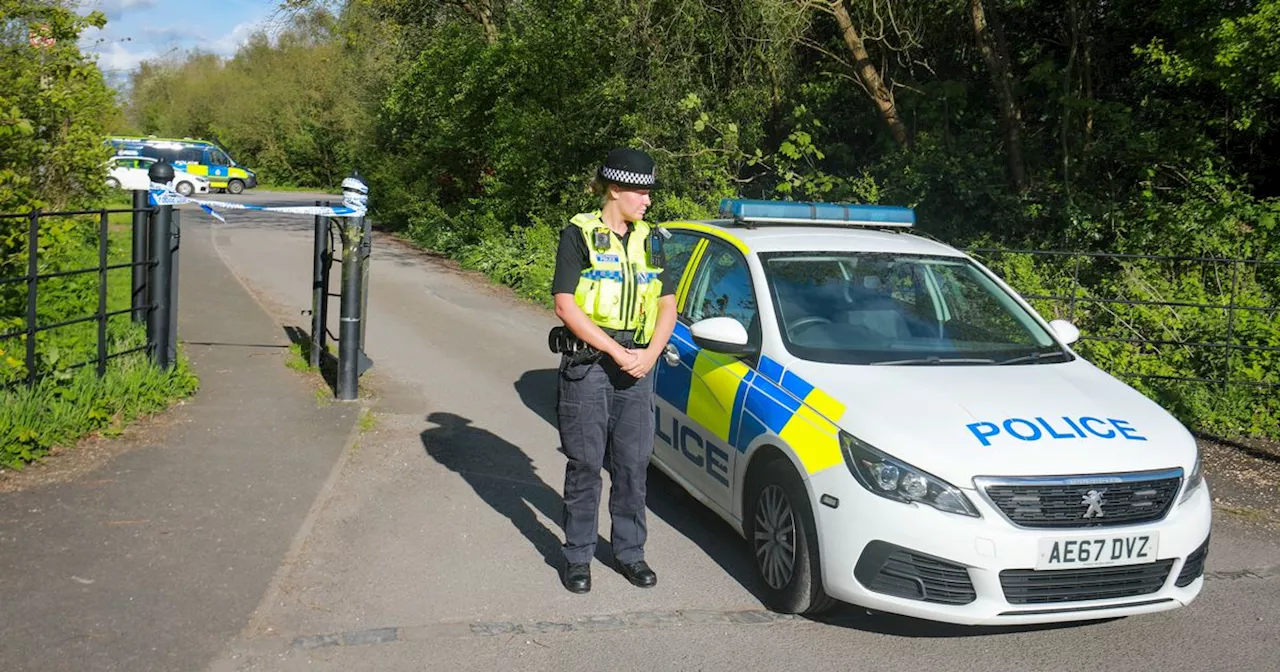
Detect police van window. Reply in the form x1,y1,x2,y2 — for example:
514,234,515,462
208,150,229,166
149,147,180,163
179,148,203,163
685,242,759,342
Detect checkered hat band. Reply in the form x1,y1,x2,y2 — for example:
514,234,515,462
601,166,655,186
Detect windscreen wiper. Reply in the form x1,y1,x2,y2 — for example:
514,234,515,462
870,356,998,366
997,351,1072,365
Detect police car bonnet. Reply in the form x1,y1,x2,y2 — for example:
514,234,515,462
598,148,659,189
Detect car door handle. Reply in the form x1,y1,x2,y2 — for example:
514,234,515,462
662,343,681,367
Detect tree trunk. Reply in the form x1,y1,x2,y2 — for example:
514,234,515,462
830,1,910,148
969,0,1027,191
458,0,499,44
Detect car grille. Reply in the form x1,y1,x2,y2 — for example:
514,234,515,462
1175,536,1210,587
1000,560,1175,604
980,471,1182,529
855,541,976,605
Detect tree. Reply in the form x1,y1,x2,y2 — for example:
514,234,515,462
968,0,1026,191
1,0,114,212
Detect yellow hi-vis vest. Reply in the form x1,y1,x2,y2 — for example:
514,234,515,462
571,211,664,345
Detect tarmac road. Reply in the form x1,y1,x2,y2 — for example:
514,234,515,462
79,192,1280,671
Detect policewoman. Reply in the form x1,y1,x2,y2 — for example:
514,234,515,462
550,148,678,594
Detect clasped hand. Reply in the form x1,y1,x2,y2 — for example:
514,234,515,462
613,347,659,378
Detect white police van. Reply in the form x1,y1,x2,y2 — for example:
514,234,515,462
649,199,1211,625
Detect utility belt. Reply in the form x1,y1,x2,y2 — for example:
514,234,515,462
548,325,643,365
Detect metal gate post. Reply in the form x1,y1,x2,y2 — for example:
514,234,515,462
131,189,150,323
336,173,369,400
310,205,330,369
147,161,175,370
167,209,181,366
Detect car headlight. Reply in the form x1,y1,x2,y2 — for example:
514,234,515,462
1178,450,1204,504
840,432,980,517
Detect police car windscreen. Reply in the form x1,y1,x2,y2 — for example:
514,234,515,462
762,252,1062,365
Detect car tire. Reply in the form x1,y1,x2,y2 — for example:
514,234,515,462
105,177,120,189
747,456,836,615
227,179,245,195
175,181,194,196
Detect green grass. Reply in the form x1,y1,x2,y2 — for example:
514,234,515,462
358,407,376,433
0,204,201,467
1,343,199,468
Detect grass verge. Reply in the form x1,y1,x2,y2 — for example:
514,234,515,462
1,349,199,468
0,203,200,468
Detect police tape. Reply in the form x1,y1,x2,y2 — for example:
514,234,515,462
147,175,369,223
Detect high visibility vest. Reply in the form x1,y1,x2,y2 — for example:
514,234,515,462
570,211,664,345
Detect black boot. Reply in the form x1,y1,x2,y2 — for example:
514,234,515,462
562,562,591,593
618,560,657,588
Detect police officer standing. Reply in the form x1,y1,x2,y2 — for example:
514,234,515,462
550,148,678,593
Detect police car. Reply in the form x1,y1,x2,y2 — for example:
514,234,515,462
648,199,1211,625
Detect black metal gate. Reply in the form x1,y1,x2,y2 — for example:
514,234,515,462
0,189,179,388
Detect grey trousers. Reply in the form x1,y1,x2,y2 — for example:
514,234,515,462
557,356,655,565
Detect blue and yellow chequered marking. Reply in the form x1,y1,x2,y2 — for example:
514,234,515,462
171,161,250,187
654,322,849,476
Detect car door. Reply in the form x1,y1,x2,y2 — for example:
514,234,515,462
206,147,231,180
655,238,760,513
119,158,150,190
652,231,704,487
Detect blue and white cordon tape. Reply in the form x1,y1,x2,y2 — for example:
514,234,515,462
148,175,369,223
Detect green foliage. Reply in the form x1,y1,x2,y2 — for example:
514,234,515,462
123,7,365,188
0,0,113,213
118,0,1280,437
1,349,199,468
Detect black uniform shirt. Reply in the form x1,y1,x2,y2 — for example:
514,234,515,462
551,223,679,298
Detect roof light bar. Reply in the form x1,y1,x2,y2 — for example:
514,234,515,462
718,198,915,228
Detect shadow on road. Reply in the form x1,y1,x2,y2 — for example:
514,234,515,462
513,368,559,429
419,411,613,575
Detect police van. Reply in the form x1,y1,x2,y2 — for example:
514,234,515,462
106,136,258,194
649,199,1210,625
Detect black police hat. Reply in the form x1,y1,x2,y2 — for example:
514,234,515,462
598,147,658,189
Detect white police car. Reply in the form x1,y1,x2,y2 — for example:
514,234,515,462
649,199,1210,625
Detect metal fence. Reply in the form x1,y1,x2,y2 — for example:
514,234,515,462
968,248,1280,390
0,190,178,388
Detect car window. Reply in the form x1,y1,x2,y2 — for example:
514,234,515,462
684,241,759,343
764,252,1062,364
208,150,229,166
661,231,700,283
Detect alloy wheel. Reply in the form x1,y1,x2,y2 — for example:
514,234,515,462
753,484,797,590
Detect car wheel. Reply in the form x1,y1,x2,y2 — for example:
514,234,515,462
175,181,194,196
747,456,835,615
227,179,245,195
105,177,120,189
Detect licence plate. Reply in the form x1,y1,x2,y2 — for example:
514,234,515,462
1036,533,1159,570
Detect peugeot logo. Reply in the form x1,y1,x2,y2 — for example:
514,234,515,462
1081,489,1107,518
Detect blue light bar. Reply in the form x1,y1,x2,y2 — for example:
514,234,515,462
718,198,915,228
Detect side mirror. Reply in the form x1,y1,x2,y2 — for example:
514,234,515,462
1049,319,1081,345
690,317,757,356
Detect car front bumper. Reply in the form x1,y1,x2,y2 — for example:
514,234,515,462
807,467,1212,626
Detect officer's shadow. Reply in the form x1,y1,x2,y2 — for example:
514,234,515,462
420,411,612,572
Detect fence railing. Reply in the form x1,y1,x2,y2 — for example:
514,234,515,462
968,248,1280,390
0,189,178,388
